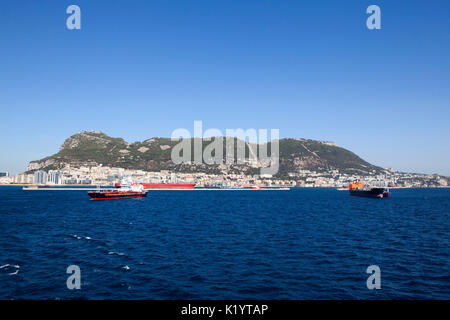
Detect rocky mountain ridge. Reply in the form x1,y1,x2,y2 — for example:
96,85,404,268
27,131,385,177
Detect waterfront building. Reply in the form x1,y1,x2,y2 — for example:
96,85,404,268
34,170,48,185
0,176,13,184
14,173,33,184
64,178,78,184
48,170,61,185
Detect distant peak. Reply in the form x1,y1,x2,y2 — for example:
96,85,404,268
77,130,108,136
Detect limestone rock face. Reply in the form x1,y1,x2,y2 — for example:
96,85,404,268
26,131,384,176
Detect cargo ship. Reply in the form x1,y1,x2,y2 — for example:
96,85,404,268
142,183,195,189
89,182,147,200
115,183,195,189
349,181,389,198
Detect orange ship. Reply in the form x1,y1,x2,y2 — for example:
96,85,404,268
349,181,389,198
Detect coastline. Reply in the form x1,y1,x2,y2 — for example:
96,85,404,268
1,184,448,189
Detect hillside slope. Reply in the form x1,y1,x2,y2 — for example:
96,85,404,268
27,131,384,176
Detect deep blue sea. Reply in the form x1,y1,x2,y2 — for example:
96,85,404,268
0,186,449,299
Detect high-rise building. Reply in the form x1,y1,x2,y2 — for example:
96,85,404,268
48,170,61,185
0,172,8,177
34,171,48,185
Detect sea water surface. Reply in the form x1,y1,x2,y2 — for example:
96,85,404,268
0,186,449,299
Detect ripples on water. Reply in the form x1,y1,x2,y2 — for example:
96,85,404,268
0,187,449,299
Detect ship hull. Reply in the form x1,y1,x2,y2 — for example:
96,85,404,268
142,184,195,189
88,191,147,200
349,188,387,198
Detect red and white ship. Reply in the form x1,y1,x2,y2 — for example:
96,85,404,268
89,181,147,200
115,183,195,189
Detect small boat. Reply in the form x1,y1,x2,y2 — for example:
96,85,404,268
23,185,39,190
349,181,389,198
88,180,147,200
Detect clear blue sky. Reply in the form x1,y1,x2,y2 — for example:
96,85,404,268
1,0,449,175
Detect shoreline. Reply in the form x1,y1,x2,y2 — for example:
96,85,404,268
21,187,292,191
0,184,448,189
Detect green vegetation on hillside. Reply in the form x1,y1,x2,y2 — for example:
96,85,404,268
28,131,383,176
